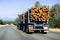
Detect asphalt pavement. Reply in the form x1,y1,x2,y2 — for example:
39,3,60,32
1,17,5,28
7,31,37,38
0,25,60,40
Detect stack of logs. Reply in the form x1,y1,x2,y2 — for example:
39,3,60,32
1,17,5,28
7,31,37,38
29,6,50,22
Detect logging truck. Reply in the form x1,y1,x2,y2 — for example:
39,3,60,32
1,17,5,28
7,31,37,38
17,7,50,34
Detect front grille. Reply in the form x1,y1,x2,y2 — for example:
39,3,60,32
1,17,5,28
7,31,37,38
36,26,43,29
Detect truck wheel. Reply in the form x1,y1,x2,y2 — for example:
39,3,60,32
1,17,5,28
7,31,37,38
21,27,23,31
18,25,20,30
20,26,22,30
19,25,21,30
26,27,29,33
41,30,47,34
41,30,44,33
23,26,25,32
17,25,19,29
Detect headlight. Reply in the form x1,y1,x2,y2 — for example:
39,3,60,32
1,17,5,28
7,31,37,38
44,27,48,29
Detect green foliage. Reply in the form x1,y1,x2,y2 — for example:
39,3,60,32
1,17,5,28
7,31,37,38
50,4,60,19
0,20,6,25
0,20,3,24
35,1,40,7
49,4,60,28
12,18,18,25
49,17,58,28
12,21,17,25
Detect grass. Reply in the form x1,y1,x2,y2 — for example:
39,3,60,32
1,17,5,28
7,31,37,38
0,25,8,28
49,28,60,32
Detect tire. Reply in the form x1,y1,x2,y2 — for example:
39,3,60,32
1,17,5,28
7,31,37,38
20,25,23,31
17,26,18,29
41,30,44,33
26,27,29,34
21,27,23,31
18,25,20,30
17,25,19,29
20,25,22,30
23,26,25,32
41,30,47,34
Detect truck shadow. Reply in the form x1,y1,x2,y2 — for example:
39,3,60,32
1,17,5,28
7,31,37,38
33,31,47,34
18,29,47,34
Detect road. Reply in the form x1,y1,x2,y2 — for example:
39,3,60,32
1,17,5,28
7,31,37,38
0,25,60,40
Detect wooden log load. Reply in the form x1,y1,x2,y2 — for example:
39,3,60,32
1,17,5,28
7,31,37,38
29,6,50,22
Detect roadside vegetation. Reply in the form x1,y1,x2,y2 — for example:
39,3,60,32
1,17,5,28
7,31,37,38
0,19,13,25
49,4,60,28
0,20,5,25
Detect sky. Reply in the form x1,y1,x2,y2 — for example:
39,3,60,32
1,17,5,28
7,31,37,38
0,0,60,21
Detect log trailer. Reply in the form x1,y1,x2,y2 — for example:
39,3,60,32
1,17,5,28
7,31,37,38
17,7,50,34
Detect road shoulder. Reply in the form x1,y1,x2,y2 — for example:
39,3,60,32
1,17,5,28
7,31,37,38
49,28,60,33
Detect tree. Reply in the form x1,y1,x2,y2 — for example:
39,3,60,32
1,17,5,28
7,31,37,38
0,20,3,24
12,18,19,25
49,4,60,28
50,4,60,19
35,1,40,7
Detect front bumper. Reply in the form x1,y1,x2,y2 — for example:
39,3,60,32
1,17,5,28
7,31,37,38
33,29,49,32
